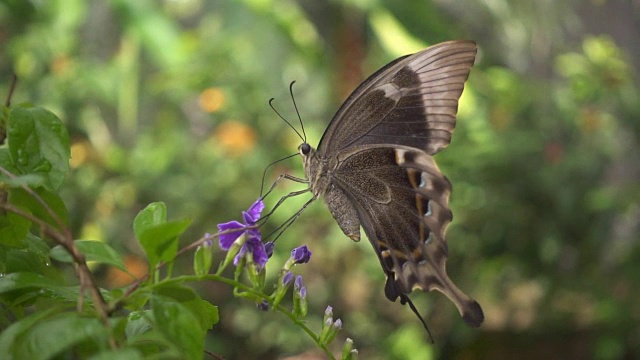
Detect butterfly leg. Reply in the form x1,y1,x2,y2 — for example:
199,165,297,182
259,187,311,224
261,173,308,200
263,195,316,243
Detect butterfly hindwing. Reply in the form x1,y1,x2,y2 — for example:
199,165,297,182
329,145,484,327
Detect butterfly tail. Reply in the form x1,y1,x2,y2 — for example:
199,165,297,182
395,149,484,326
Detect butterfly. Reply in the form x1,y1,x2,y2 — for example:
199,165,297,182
298,40,484,328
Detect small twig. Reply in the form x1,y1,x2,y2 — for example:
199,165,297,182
5,73,17,107
204,350,226,360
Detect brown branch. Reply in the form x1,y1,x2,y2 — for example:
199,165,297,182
0,167,71,239
0,202,114,347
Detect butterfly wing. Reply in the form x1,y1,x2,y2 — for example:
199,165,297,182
331,145,484,326
318,40,477,156
310,41,482,325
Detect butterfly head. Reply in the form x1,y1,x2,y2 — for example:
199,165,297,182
298,142,312,157
298,142,315,171
298,142,327,196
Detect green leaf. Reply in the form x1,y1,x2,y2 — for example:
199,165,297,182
193,241,214,277
87,348,143,360
49,240,128,273
125,310,153,339
9,187,69,229
7,106,70,191
2,234,56,277
0,148,20,176
22,233,50,258
152,295,204,360
5,313,109,360
0,272,60,295
0,307,59,359
154,284,219,331
138,218,191,270
0,174,45,188
0,210,30,248
124,310,174,356
0,272,97,306
133,202,167,240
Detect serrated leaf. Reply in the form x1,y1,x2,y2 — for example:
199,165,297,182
133,202,167,240
152,295,204,360
154,284,219,331
7,106,70,191
7,313,109,360
138,218,191,270
50,240,128,273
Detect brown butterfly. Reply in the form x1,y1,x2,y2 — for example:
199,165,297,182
299,41,483,328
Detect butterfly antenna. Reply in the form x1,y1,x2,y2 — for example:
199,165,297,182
259,153,299,198
288,81,306,143
400,294,434,344
269,97,304,142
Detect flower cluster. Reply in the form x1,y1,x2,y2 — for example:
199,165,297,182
217,198,268,269
212,198,357,359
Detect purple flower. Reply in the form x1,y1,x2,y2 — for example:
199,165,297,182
217,198,268,268
282,271,293,286
294,275,306,299
291,245,312,264
236,236,268,268
257,300,270,311
325,306,333,317
264,241,275,258
333,319,342,330
199,233,213,250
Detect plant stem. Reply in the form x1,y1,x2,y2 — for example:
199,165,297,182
151,274,335,360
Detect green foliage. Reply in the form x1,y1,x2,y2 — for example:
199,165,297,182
6,106,70,190
50,240,128,272
134,202,191,273
0,100,354,359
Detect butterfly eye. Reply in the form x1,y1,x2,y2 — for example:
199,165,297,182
300,143,311,155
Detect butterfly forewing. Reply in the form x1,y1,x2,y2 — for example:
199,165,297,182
318,41,477,156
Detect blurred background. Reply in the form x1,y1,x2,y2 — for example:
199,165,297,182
1,0,639,359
